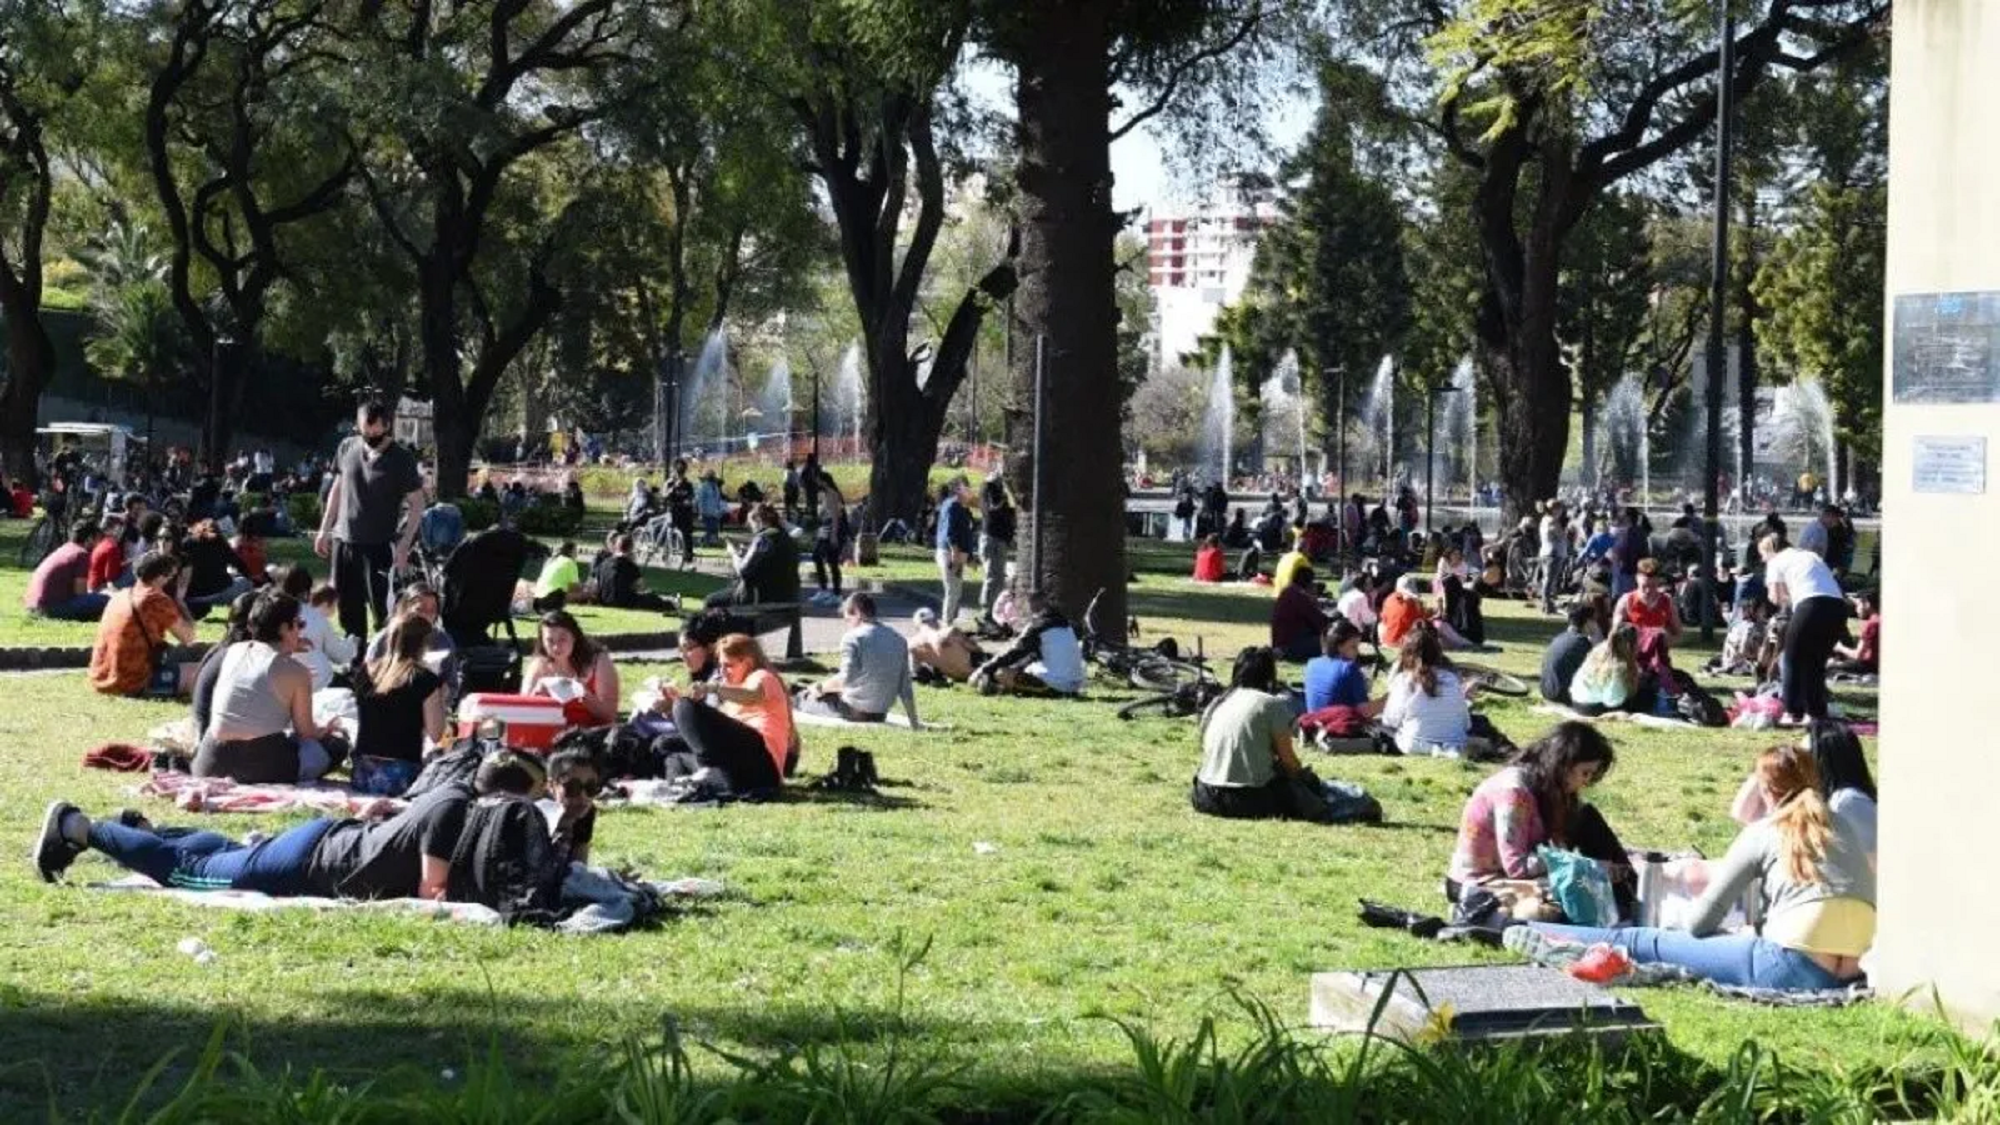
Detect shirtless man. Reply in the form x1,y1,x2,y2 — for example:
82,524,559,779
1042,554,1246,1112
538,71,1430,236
908,607,984,683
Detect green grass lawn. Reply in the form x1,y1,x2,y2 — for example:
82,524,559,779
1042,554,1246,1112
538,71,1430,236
0,555,1929,1118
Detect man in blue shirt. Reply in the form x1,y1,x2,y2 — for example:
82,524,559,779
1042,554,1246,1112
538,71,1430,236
1302,619,1382,716
934,479,976,625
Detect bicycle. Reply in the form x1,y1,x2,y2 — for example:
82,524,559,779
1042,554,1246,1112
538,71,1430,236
1081,587,1210,694
1116,666,1226,721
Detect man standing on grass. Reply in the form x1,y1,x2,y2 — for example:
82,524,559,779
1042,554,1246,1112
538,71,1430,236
935,478,975,626
977,461,1015,630
316,397,425,640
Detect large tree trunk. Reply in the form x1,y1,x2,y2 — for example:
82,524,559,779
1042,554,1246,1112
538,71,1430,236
419,256,468,499
1008,0,1127,641
1485,242,1571,522
0,292,53,484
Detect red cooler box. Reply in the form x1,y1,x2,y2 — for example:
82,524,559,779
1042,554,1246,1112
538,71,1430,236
455,693,567,753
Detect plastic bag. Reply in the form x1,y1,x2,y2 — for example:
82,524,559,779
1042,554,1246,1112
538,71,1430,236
1538,845,1618,927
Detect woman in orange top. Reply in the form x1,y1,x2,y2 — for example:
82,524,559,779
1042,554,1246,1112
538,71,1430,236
664,633,795,793
1378,574,1429,648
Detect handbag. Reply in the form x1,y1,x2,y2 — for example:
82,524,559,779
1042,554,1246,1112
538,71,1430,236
1538,844,1619,926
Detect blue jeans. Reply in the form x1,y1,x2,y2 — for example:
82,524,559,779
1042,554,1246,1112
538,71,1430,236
38,593,110,621
89,818,336,895
1527,922,1845,990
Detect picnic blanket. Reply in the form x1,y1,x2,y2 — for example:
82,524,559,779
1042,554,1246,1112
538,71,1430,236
137,773,406,818
1504,926,1874,1008
96,866,727,935
1532,703,1690,730
794,710,940,732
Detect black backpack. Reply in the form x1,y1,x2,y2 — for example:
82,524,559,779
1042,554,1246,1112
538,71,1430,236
1672,671,1729,728
446,794,564,925
403,741,484,801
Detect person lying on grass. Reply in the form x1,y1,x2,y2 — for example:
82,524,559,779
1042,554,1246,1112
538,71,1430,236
1446,721,1634,917
539,748,601,868
1519,744,1873,991
88,550,201,699
908,607,985,685
1190,646,1315,821
969,593,1086,698
31,751,540,895
796,592,919,727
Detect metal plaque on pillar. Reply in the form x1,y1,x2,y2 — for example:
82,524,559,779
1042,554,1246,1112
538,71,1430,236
1893,292,2000,404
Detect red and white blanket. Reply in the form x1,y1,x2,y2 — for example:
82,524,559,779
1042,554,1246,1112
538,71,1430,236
137,773,407,818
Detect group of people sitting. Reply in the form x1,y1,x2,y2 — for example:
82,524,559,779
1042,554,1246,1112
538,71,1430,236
25,496,279,624
1452,719,1875,992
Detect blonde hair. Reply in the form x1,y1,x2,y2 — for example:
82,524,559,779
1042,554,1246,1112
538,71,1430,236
1578,624,1640,695
1758,745,1833,884
716,633,772,676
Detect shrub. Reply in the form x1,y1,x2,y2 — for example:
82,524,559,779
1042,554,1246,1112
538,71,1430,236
284,491,323,533
457,497,500,532
514,500,584,537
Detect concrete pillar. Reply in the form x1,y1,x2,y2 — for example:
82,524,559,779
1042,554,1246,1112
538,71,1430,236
1874,1,2000,1027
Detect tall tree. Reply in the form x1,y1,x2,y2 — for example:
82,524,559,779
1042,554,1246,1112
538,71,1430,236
134,0,356,468
779,0,1014,525
1558,192,1650,484
985,0,1278,642
0,1,98,481
1357,0,1887,519
343,0,669,498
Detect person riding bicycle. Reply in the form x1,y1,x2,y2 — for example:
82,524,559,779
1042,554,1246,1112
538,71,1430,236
970,593,1085,697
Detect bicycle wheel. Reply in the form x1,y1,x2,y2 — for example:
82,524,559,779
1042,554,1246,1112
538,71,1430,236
18,517,53,567
1128,655,1204,694
1116,694,1185,722
1455,662,1530,698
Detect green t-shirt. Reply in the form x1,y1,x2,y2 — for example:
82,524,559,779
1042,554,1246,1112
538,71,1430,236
535,555,583,597
1196,689,1294,788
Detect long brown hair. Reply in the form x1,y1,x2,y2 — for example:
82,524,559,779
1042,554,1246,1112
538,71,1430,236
1397,621,1449,697
367,614,433,694
533,609,601,673
1578,624,1640,695
1758,745,1833,884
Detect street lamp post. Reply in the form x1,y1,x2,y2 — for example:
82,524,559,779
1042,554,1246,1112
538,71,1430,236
811,364,822,461
1700,3,1737,644
1332,364,1348,552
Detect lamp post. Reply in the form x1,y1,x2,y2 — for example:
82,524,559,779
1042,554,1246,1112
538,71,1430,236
1332,364,1348,553
1700,2,1737,644
1426,385,1461,536
810,363,822,461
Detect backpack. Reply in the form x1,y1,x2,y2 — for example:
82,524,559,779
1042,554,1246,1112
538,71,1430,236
403,740,484,801
1672,671,1729,728
446,794,564,925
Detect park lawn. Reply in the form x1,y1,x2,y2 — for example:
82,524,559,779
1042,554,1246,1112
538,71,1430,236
0,585,1921,1118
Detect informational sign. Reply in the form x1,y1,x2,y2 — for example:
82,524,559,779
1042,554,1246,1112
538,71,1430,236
1893,292,2000,404
1912,435,1987,495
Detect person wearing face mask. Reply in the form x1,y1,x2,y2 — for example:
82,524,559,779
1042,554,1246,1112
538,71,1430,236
315,396,426,641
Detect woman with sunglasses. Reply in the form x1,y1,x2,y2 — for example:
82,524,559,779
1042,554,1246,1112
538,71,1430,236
660,633,795,794
194,591,348,784
542,749,602,866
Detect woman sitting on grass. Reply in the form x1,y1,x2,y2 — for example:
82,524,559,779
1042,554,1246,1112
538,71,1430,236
1380,623,1478,758
1567,624,1645,716
1519,744,1873,990
523,610,621,728
1447,721,1630,910
353,614,449,766
657,633,796,794
1731,720,1877,863
88,550,200,699
1190,646,1313,820
1191,534,1227,583
194,592,347,784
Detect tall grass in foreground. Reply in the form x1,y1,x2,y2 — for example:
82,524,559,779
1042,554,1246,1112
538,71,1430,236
46,988,2000,1125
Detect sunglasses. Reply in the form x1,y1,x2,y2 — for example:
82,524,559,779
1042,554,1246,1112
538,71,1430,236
557,776,602,797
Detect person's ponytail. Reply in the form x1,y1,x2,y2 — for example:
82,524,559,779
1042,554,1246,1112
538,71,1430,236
1758,745,1833,884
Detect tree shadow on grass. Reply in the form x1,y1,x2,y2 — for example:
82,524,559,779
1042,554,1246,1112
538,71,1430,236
0,985,1001,1120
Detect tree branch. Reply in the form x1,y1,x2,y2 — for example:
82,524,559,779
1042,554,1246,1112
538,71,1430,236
1110,5,1264,143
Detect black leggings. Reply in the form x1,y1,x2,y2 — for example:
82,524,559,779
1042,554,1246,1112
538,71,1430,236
1782,596,1848,719
813,537,842,593
1191,777,1294,820
671,698,781,793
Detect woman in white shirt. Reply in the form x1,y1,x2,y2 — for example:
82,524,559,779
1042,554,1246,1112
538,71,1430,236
275,565,354,692
1380,621,1474,757
1758,532,1847,723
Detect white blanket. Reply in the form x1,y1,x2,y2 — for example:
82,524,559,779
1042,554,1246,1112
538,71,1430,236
794,710,942,732
1532,703,1690,730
